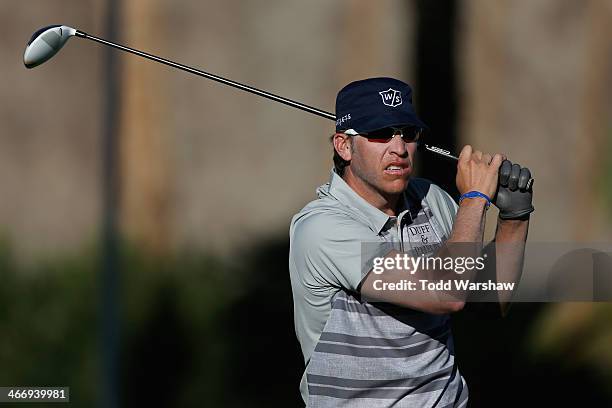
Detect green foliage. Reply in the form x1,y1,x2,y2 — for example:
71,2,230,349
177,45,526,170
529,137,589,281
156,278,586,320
528,303,612,387
0,241,98,405
0,240,245,407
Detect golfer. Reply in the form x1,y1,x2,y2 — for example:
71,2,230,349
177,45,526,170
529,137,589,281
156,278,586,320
289,77,534,407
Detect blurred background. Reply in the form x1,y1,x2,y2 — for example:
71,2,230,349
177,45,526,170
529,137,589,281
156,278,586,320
1,0,612,406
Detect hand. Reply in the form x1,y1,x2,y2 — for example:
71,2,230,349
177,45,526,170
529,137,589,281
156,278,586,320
493,160,534,220
456,145,505,199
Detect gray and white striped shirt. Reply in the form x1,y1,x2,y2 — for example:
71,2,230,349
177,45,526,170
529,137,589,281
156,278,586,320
289,170,467,407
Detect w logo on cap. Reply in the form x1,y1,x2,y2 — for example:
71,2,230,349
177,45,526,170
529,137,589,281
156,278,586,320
379,88,403,107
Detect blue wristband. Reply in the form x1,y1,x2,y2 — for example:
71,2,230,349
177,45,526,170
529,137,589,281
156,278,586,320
459,191,491,209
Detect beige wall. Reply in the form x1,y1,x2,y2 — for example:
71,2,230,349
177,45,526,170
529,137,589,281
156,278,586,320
459,0,612,241
1,1,415,258
0,1,105,259
1,1,610,261
120,0,415,254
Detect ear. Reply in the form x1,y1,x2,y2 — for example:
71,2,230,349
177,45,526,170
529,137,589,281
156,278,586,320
333,133,353,162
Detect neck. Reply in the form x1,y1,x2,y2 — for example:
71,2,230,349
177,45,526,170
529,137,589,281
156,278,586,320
342,169,402,216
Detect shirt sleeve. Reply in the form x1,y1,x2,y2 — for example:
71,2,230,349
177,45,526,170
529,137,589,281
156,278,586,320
440,187,459,217
290,211,383,293
426,183,459,234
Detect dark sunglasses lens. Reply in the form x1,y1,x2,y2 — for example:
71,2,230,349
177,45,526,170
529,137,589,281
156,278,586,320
364,128,396,140
401,127,422,142
363,127,423,142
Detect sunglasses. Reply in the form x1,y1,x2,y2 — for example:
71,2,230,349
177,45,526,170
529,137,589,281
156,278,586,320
344,126,423,143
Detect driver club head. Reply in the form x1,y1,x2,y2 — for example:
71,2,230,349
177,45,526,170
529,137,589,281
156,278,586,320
24,25,77,69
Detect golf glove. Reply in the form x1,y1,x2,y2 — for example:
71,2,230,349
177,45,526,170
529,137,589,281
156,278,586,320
493,160,534,220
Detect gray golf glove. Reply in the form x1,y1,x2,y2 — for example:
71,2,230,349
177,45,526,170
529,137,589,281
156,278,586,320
493,160,534,220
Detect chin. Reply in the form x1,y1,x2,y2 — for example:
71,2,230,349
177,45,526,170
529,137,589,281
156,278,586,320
382,178,410,194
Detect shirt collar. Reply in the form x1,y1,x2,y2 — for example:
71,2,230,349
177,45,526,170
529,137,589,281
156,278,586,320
326,169,411,234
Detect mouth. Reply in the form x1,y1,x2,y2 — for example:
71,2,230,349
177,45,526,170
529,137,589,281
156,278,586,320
383,163,411,177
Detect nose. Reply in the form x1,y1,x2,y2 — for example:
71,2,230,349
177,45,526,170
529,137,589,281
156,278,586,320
388,133,408,157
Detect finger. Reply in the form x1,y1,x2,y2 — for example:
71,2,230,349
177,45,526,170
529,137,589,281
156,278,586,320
473,150,483,161
490,153,504,169
499,160,512,186
459,145,472,163
508,163,521,191
483,153,492,165
518,167,531,191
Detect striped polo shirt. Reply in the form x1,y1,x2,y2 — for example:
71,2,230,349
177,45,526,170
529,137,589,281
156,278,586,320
289,170,467,407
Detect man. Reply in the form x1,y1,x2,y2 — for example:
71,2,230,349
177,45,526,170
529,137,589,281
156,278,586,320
289,77,534,407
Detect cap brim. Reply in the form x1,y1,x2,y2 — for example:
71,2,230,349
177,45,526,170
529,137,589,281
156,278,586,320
355,112,429,133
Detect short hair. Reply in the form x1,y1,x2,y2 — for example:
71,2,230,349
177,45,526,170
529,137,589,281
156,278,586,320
330,134,351,177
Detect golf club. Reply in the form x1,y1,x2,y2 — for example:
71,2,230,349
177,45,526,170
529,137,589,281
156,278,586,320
23,24,533,190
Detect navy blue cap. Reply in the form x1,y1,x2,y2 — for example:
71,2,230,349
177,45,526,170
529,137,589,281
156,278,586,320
335,77,428,133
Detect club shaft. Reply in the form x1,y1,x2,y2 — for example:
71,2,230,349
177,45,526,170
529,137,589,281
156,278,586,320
76,30,335,121
73,30,468,165
422,144,458,160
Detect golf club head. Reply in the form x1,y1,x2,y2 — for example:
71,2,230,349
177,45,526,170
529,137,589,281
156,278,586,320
24,25,77,69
